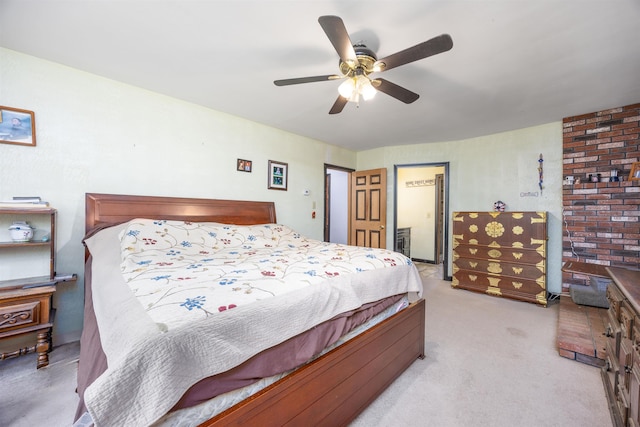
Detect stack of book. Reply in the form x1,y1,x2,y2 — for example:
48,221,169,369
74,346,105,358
0,196,50,209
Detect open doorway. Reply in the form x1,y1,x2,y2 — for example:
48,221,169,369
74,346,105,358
324,164,354,244
394,163,450,280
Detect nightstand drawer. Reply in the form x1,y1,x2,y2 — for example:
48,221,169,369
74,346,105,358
0,300,42,333
0,286,54,338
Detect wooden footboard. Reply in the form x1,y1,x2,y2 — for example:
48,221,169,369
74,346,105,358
201,298,426,427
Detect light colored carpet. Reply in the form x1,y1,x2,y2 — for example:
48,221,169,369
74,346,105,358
0,263,612,427
0,340,79,426
352,263,612,427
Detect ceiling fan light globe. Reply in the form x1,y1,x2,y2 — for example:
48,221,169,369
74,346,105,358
338,78,356,98
361,82,377,100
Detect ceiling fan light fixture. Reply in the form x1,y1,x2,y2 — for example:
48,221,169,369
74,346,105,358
338,78,356,98
339,74,376,102
360,77,377,100
274,16,453,114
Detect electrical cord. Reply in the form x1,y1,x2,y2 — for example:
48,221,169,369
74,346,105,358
562,206,579,261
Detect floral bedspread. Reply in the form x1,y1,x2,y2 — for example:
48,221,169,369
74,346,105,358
120,219,412,331
83,219,422,426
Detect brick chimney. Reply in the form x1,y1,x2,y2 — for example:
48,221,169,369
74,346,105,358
562,103,640,289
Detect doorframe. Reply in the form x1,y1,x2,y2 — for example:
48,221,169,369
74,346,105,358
434,173,445,265
394,162,451,281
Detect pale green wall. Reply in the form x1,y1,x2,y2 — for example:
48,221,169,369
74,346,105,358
0,48,356,344
358,123,564,295
0,47,564,346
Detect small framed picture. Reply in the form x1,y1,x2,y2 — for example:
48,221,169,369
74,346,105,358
237,158,252,172
630,162,640,181
268,160,288,191
0,106,36,147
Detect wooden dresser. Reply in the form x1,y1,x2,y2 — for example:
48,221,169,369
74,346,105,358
602,267,640,427
452,211,547,306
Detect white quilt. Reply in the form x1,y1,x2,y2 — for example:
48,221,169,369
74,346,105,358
83,219,423,426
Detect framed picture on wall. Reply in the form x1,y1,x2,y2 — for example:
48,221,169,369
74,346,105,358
630,162,640,181
237,158,252,172
0,106,36,147
268,160,288,191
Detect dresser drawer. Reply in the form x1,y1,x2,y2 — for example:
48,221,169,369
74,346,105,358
633,317,640,349
621,304,636,340
606,321,622,359
620,338,635,395
452,211,546,248
630,364,640,427
453,244,544,265
454,256,545,280
618,383,631,427
605,338,621,392
608,284,626,321
452,269,546,305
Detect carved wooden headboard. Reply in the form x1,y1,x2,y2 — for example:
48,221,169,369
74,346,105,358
85,193,277,233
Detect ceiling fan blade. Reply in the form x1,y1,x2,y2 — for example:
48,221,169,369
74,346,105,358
274,75,341,86
373,78,420,104
329,96,348,114
318,15,358,66
374,34,453,72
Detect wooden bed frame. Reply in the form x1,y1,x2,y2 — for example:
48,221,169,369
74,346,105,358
84,193,426,426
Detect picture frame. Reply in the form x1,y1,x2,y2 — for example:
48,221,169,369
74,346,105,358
0,106,36,147
630,162,640,181
237,158,252,173
268,160,288,191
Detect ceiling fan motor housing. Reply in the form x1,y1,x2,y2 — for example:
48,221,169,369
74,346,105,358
339,44,379,76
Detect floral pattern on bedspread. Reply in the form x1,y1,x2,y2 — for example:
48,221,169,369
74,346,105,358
119,219,413,331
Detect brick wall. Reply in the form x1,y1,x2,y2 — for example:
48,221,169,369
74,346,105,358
562,103,640,288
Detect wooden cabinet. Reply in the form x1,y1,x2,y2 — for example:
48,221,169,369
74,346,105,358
0,207,61,368
602,267,640,427
452,211,547,306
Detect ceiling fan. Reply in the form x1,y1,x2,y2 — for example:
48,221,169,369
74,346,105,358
274,15,453,114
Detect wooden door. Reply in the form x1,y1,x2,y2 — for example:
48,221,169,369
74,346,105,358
349,168,387,248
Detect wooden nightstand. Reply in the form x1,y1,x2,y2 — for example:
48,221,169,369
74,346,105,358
0,281,56,368
0,206,74,368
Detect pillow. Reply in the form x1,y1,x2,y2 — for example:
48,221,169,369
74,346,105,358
119,219,246,256
118,219,309,255
233,224,305,248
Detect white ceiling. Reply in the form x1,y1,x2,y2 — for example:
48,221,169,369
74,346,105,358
1,0,640,151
